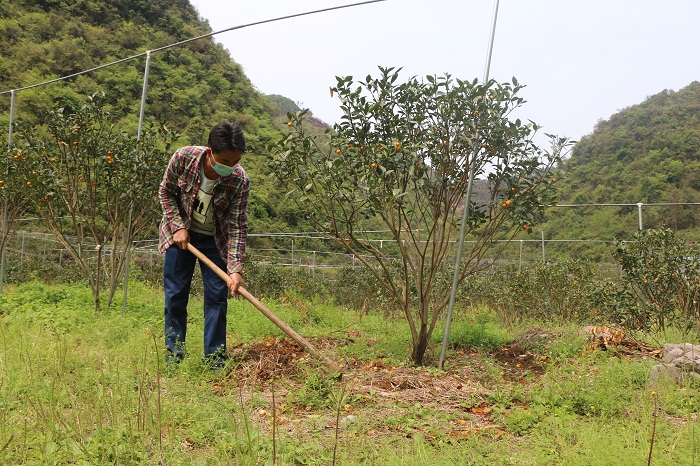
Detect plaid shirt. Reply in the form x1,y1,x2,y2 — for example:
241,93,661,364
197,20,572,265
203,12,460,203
158,146,249,274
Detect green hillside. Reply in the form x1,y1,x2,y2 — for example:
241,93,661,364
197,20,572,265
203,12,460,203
0,0,323,240
539,82,700,259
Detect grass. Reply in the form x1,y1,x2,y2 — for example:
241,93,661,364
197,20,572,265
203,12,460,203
0,280,699,464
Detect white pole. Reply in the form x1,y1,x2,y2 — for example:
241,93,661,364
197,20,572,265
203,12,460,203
122,51,151,314
519,240,523,273
637,202,643,230
439,0,500,369
541,231,545,264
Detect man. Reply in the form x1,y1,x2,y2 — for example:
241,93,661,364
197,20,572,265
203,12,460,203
158,121,249,369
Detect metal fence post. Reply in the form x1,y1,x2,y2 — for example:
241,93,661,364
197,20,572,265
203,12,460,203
519,240,523,273
541,231,545,264
122,50,151,314
637,202,643,230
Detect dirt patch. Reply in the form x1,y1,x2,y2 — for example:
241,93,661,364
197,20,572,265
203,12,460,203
226,337,352,383
493,343,546,380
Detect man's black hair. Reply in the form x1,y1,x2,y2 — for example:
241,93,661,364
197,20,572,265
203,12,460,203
208,121,246,154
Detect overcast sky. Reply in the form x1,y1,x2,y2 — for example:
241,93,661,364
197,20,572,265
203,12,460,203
189,0,700,145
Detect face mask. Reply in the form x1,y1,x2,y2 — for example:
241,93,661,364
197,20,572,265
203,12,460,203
209,153,236,177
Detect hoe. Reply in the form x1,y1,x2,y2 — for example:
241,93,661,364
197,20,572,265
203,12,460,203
187,243,343,377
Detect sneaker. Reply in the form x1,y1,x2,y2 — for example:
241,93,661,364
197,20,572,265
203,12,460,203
204,356,227,371
165,353,183,365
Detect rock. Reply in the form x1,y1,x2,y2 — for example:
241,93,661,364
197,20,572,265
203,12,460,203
649,343,700,386
648,364,686,385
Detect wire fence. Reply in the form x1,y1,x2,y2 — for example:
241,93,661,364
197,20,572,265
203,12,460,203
6,200,699,285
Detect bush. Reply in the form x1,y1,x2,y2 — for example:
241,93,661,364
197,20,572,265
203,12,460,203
615,228,700,333
468,261,601,324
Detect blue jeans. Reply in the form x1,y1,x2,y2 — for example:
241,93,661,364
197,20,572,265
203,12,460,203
163,231,228,362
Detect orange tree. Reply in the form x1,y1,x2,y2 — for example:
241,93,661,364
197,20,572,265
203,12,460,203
11,93,175,310
616,228,700,334
269,67,571,364
0,146,33,275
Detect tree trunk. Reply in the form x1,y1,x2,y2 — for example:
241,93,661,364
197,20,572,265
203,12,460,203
411,324,430,366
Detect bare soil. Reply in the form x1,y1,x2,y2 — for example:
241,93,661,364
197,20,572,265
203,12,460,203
205,330,660,441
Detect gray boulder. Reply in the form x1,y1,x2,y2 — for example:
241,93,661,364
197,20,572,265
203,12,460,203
649,343,700,385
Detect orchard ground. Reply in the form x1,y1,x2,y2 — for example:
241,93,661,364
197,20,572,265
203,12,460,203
0,280,697,465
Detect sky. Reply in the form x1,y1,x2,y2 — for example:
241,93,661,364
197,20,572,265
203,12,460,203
189,0,700,145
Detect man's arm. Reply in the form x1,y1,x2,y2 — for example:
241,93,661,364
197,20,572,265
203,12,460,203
158,149,188,244
226,176,249,275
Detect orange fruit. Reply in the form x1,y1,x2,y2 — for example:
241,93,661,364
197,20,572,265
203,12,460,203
505,200,511,207
371,162,377,168
287,122,293,127
522,224,528,230
335,149,341,155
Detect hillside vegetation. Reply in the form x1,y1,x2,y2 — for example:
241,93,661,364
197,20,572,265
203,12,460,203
540,82,700,259
0,0,321,239
2,1,700,259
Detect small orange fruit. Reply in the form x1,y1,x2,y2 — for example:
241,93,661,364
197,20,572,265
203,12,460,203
505,200,511,207
522,224,528,230
335,149,341,155
371,162,377,168
287,122,293,127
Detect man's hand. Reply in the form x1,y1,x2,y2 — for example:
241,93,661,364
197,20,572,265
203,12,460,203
228,272,243,295
173,229,190,250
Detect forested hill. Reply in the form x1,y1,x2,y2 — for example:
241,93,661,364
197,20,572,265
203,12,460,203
0,0,283,146
542,81,700,247
0,0,323,235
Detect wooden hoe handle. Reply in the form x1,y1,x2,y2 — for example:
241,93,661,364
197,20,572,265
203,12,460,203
186,243,343,375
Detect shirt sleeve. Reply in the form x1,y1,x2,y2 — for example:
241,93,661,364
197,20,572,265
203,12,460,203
158,149,187,235
227,176,249,274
